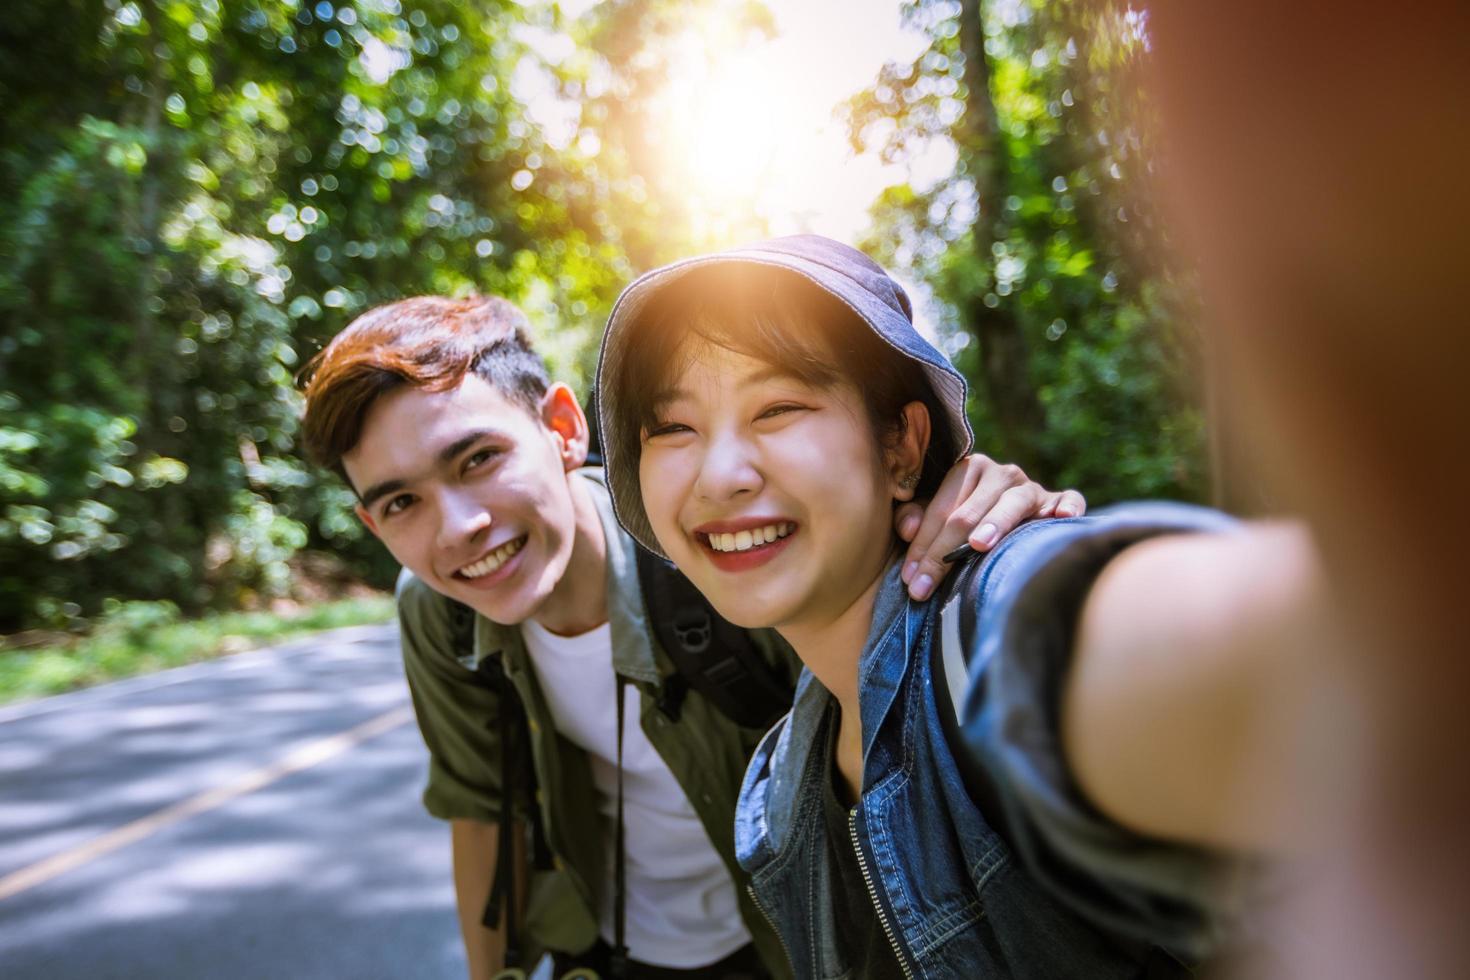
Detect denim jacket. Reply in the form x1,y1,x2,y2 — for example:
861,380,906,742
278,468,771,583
735,505,1240,979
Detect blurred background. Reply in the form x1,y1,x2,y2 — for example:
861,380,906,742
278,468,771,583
7,4,1469,977
1,0,1207,686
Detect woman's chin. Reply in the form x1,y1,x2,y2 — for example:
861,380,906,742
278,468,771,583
692,583,794,631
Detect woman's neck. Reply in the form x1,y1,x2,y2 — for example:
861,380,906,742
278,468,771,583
779,546,900,800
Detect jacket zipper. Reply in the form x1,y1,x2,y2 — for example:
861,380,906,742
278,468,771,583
746,882,796,975
849,808,914,979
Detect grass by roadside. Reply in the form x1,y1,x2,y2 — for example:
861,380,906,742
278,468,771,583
0,595,396,706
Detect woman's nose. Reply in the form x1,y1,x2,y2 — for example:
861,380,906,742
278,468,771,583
694,429,762,503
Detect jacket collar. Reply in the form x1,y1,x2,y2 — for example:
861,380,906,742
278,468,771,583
750,557,919,849
856,558,915,759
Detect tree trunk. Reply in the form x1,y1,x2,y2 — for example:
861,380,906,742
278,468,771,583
131,0,166,446
958,0,1047,471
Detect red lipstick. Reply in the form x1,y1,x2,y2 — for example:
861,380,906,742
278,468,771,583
693,519,797,573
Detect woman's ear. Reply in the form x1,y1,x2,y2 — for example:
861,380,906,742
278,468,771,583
889,401,932,502
541,382,591,472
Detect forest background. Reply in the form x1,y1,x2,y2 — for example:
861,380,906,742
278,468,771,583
0,0,1213,644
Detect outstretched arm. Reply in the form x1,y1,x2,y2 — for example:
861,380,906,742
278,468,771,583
1061,521,1328,851
895,453,1086,600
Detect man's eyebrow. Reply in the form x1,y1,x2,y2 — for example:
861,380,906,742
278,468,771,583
437,430,497,467
359,478,407,512
359,430,501,510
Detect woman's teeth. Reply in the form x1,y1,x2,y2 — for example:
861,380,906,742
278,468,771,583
459,537,525,579
706,523,794,553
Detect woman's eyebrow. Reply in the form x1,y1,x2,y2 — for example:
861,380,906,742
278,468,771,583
646,386,687,417
740,364,809,387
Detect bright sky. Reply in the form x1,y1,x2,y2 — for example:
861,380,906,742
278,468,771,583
655,0,952,243
540,0,954,244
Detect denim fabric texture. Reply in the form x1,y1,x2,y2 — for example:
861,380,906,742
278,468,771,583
595,234,974,558
736,505,1241,979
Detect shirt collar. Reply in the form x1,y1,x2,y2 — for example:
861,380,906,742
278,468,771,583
589,469,663,684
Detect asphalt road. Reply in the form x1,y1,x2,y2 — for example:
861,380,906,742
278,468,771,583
0,622,468,979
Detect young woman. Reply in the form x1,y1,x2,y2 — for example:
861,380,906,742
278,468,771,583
595,236,1320,978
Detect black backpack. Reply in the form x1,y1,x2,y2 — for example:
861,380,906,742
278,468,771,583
632,548,795,731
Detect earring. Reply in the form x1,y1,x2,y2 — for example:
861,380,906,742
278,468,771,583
899,473,918,491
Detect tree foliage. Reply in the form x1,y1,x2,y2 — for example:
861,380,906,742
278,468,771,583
1,0,1202,634
844,0,1205,502
1,0,627,630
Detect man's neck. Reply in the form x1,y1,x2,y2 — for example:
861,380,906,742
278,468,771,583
531,475,610,637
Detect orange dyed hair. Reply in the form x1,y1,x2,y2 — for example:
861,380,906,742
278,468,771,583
298,295,549,481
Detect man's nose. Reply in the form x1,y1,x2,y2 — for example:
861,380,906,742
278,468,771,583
437,491,491,548
694,428,762,503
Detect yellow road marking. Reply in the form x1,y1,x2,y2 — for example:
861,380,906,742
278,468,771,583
0,705,414,903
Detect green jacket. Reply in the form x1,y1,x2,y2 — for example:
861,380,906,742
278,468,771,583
395,469,800,974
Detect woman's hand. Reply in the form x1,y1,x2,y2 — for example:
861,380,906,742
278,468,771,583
894,454,1085,600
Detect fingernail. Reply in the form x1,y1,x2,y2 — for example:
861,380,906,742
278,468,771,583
900,514,921,539
912,574,934,600
902,561,918,583
975,523,998,548
1056,506,1076,519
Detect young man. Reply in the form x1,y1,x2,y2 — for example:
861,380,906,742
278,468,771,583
298,294,1080,980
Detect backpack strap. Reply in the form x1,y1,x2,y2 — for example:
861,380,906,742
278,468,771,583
936,555,983,729
610,675,631,980
932,553,1006,823
634,547,794,731
447,599,540,969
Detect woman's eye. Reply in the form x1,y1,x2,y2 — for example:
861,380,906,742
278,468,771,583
758,403,806,420
383,494,415,517
645,421,692,439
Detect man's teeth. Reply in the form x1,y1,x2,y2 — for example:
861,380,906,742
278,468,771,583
460,537,525,579
707,523,794,553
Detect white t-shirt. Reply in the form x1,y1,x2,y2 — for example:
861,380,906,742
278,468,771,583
520,618,751,968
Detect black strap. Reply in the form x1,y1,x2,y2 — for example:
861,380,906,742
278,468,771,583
449,600,530,968
931,554,1006,825
634,549,793,730
482,697,521,966
611,676,630,980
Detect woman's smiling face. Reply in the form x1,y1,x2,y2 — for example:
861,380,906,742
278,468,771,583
638,337,917,633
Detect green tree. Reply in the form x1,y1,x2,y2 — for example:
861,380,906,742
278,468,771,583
0,0,669,631
845,0,1205,502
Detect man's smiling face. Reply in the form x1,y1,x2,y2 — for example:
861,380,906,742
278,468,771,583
343,373,584,625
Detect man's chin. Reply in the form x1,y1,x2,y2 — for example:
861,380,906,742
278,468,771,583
455,590,544,626
446,573,550,626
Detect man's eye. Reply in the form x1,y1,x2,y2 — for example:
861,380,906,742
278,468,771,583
383,494,415,517
465,448,500,471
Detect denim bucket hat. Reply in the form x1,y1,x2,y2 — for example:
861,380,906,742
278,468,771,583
596,234,974,556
